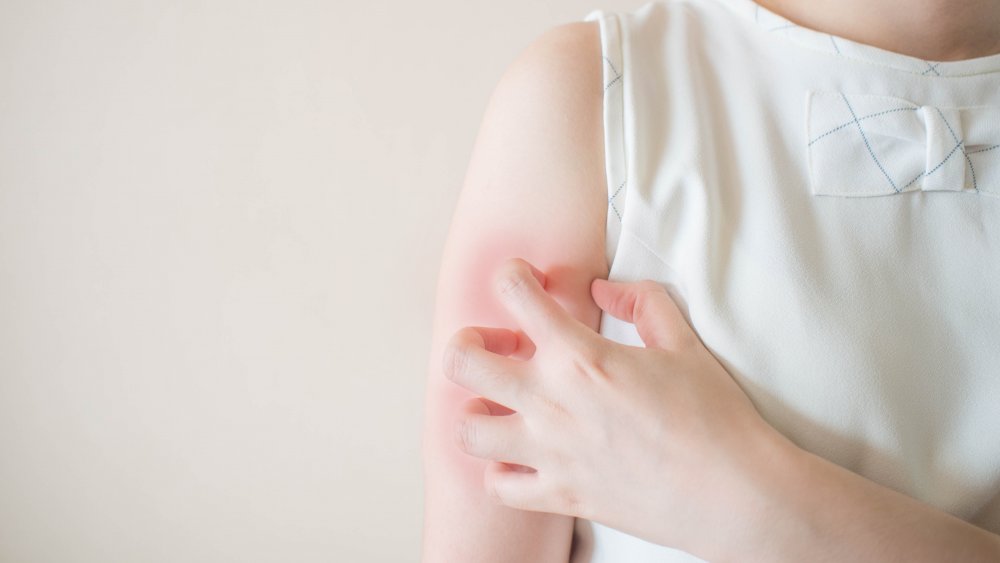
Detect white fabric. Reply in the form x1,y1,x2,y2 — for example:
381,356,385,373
571,1,1000,561
806,91,1000,196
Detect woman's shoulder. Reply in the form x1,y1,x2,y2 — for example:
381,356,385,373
421,19,610,561
440,17,610,301
484,19,604,136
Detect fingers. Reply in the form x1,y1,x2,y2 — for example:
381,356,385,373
454,397,533,465
494,258,591,349
484,462,587,518
483,460,546,511
590,278,699,351
443,326,529,411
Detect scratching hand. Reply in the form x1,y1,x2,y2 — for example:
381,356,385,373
443,258,789,556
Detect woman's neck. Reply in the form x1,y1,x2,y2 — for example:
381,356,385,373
754,0,1000,61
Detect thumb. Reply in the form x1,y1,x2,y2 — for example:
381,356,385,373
590,278,697,351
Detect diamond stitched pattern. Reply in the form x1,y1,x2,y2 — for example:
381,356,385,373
806,91,1000,197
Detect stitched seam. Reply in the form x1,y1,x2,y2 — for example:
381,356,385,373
934,107,978,191
608,179,626,222
609,178,626,201
808,106,919,146
966,151,978,191
601,27,626,222
968,144,1000,155
609,200,622,221
602,55,620,78
841,93,899,192
604,74,623,92
901,139,964,190
602,55,622,92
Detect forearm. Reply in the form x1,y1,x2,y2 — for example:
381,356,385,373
421,458,574,563
734,434,1000,562
421,383,574,563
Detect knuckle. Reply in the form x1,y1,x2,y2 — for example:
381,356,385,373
530,391,570,423
570,342,613,380
484,468,506,505
454,418,474,452
632,287,659,320
442,331,474,382
552,481,587,518
495,265,529,300
441,344,464,382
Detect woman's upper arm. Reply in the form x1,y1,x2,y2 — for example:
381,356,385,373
421,19,609,563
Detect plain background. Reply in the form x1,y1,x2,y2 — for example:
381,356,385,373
0,0,641,561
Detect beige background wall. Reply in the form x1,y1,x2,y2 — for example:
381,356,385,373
0,0,638,561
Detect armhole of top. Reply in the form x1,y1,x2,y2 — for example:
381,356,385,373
583,9,629,271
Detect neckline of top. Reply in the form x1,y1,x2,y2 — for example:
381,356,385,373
710,0,1000,78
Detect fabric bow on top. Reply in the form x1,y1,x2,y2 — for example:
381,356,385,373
806,91,1000,197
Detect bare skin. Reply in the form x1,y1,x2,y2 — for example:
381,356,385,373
420,20,606,563
422,2,1000,561
757,0,1000,61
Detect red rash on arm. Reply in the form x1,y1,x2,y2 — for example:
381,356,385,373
420,19,610,563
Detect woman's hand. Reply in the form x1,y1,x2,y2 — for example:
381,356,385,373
442,257,798,560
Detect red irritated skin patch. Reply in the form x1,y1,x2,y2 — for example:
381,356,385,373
423,234,605,480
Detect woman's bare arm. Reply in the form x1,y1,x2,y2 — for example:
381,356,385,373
420,20,609,563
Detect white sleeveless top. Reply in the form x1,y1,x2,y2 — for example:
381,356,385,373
572,1,1000,560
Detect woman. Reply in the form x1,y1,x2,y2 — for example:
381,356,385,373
422,0,1000,560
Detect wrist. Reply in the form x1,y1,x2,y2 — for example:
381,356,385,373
732,433,1000,563
712,423,813,563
